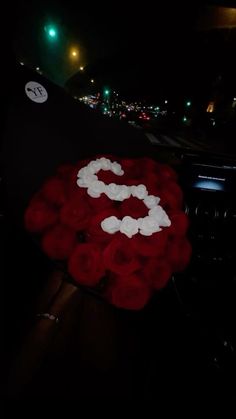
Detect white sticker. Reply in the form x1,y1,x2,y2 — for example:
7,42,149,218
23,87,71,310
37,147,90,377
25,81,48,103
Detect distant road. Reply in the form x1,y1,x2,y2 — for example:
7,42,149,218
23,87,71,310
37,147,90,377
145,131,205,151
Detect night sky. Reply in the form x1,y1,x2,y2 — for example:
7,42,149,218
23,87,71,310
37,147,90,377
10,0,236,100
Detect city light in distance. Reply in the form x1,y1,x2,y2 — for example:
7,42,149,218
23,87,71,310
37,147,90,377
44,25,58,40
70,48,79,60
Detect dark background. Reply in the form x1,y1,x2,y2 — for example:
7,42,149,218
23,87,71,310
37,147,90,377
9,1,236,100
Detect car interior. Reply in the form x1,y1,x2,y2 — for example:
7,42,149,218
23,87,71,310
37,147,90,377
3,0,236,403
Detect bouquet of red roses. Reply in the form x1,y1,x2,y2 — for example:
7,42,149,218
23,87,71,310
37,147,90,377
24,155,191,310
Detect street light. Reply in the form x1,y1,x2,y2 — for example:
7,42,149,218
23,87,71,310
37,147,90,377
70,48,79,60
80,66,84,71
44,25,58,40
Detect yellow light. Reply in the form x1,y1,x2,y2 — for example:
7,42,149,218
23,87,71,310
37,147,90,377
206,101,214,113
71,50,78,57
70,48,79,60
80,66,84,71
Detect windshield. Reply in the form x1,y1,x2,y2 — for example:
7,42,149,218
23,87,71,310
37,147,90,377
10,1,236,156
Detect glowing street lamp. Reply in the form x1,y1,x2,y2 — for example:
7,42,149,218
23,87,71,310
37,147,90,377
44,25,58,40
70,48,79,60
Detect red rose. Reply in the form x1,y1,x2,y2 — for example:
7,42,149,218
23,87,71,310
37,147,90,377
98,170,126,185
121,158,159,182
103,236,141,275
57,164,75,181
132,229,169,257
42,224,76,260
120,159,143,181
66,166,82,198
125,177,146,187
139,157,159,174
167,182,183,204
24,199,58,233
144,172,161,196
86,208,120,245
68,243,106,286
86,194,114,212
120,196,147,218
168,211,189,236
65,161,90,198
60,195,91,231
42,177,67,207
159,187,182,211
157,163,178,182
167,238,192,272
107,273,151,310
143,258,172,290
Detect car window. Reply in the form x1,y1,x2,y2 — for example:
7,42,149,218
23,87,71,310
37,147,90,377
10,1,236,156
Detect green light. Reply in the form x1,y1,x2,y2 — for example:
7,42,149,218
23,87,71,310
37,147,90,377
49,28,56,37
186,101,191,107
183,116,187,122
104,89,110,95
45,25,58,40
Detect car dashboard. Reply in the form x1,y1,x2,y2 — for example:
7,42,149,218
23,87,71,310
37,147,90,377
144,145,236,399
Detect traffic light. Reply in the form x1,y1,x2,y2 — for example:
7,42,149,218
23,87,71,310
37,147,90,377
44,25,58,40
104,89,110,96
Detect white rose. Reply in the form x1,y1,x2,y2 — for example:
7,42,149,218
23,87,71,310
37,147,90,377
149,205,171,227
87,180,105,198
77,173,98,188
111,161,124,176
131,184,148,200
87,160,102,174
159,214,171,227
144,195,160,209
120,216,139,238
137,217,144,228
82,173,98,185
77,178,87,188
116,185,131,201
105,183,123,201
77,166,91,178
101,216,121,234
139,216,162,236
99,157,112,171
